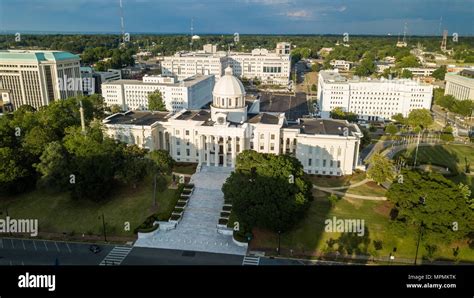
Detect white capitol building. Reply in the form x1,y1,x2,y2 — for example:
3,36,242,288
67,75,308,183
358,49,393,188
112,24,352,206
104,67,363,176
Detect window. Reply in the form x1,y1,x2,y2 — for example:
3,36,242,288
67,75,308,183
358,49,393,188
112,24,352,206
337,160,341,168
323,159,327,167
270,143,275,151
270,134,275,140
176,139,180,145
185,130,189,136
177,149,181,156
260,134,264,139
186,149,190,156
330,160,334,167
308,158,312,166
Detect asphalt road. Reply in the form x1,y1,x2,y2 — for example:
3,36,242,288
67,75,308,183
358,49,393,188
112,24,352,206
0,237,244,266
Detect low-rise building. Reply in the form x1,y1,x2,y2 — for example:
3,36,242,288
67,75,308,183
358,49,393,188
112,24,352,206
330,60,352,71
445,69,474,100
102,74,215,112
318,70,433,121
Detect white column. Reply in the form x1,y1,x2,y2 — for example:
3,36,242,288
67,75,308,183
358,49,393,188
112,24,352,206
206,135,211,166
231,137,236,168
223,137,228,167
283,137,287,153
214,136,219,166
239,136,244,153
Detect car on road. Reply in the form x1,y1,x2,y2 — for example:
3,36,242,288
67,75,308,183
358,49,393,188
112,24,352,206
89,244,102,254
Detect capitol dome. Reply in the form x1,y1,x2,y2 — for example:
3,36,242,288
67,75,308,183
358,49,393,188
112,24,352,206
213,66,246,98
210,66,248,123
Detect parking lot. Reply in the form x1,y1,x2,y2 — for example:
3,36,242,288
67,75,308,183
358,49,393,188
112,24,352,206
0,237,114,265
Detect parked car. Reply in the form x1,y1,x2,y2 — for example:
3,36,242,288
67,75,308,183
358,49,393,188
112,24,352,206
89,245,101,254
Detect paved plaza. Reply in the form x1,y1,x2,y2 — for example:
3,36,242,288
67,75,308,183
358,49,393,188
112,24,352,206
134,166,247,256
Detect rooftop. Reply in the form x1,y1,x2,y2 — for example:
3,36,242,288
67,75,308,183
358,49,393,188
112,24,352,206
103,74,212,87
174,110,211,121
247,113,280,125
104,111,170,126
287,118,359,136
0,50,80,62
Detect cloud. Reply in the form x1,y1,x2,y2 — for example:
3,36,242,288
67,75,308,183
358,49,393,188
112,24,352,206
286,10,311,19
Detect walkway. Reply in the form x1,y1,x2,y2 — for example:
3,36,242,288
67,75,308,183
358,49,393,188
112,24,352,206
134,166,247,256
312,184,387,201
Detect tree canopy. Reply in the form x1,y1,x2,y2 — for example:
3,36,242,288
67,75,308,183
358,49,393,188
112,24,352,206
148,90,167,111
387,169,474,243
222,150,313,232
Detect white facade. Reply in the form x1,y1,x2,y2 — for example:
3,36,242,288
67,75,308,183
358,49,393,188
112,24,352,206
161,44,291,86
318,70,433,121
330,60,352,71
445,70,474,100
405,67,436,77
0,50,82,110
102,74,214,112
103,68,363,176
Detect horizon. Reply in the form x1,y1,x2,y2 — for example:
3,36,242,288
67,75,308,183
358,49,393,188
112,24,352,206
1,0,473,36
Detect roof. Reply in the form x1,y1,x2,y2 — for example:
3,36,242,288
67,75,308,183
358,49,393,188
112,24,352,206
175,110,211,121
213,67,245,97
0,50,80,62
286,119,358,136
104,75,212,87
459,69,474,78
247,113,280,125
104,111,170,126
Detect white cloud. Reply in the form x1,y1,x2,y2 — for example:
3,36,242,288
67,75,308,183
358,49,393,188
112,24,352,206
286,10,311,19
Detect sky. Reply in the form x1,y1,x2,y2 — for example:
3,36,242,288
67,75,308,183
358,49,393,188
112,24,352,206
0,0,473,35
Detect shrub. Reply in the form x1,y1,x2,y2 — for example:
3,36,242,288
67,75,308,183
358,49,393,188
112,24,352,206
170,214,181,221
134,213,160,234
218,218,228,225
220,211,231,218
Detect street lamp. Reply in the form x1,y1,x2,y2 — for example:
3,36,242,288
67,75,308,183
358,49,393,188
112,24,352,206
277,230,281,255
99,213,107,242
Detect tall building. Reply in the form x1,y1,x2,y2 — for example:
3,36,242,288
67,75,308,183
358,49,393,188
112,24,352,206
102,74,214,113
161,43,291,86
318,70,433,121
80,67,122,95
445,69,474,100
103,67,363,176
0,50,82,110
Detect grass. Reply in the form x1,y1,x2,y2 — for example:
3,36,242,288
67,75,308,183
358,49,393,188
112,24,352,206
307,171,366,188
394,144,474,191
346,181,387,197
173,162,197,175
250,191,474,263
0,175,179,237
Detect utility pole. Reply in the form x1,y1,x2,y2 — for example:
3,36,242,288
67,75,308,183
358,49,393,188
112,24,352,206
413,131,421,168
79,100,86,134
101,213,107,242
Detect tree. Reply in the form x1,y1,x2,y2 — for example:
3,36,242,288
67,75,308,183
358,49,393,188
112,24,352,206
148,150,175,174
0,147,30,194
385,123,398,136
110,104,122,114
432,65,447,80
396,55,419,68
116,145,150,188
330,107,358,122
451,99,474,117
354,55,376,77
400,69,413,79
148,90,167,111
34,141,70,191
366,153,396,185
311,63,322,72
328,194,340,206
222,150,313,232
407,109,433,130
391,113,407,125
387,169,474,243
436,94,455,110
311,84,317,92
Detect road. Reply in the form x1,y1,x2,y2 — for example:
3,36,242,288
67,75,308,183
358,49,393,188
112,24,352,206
0,237,244,266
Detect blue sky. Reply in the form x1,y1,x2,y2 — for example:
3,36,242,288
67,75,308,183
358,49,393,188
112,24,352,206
1,0,473,35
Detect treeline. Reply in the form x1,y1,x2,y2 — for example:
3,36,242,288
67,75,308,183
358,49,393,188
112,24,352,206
0,96,173,200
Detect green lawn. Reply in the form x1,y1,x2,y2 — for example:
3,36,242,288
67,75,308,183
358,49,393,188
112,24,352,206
394,144,474,191
346,181,387,197
0,175,179,238
173,162,198,175
307,171,366,188
250,192,474,263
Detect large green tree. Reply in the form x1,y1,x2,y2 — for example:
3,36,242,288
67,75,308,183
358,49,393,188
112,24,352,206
387,169,474,243
407,109,433,130
222,150,313,232
366,153,396,185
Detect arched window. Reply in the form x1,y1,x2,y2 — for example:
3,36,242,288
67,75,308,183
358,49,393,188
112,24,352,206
221,98,225,106
228,98,232,107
